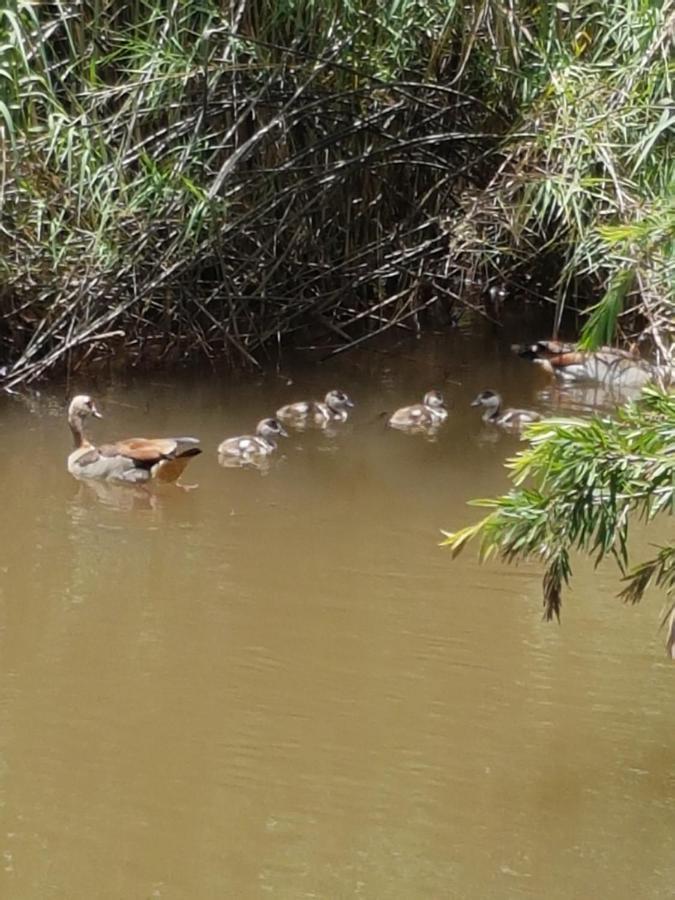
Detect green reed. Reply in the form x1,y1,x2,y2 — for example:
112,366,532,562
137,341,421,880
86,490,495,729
0,0,672,386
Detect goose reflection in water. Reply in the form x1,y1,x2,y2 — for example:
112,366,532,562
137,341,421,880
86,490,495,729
535,380,642,417
217,453,275,475
71,478,163,513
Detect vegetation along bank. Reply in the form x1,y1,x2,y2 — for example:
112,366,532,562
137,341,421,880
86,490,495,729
1,1,672,390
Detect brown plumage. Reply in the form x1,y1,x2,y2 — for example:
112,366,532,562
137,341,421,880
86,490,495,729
513,340,577,360
514,341,669,388
67,395,201,484
514,341,636,362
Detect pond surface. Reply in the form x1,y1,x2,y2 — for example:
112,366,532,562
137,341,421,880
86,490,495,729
0,322,673,899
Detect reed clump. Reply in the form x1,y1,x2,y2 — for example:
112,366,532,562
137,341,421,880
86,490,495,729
1,1,672,387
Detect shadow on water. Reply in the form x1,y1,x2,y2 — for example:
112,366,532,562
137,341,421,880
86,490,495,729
0,318,673,899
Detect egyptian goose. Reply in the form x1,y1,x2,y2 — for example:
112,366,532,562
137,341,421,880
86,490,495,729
388,390,448,431
276,389,354,428
471,389,541,431
217,417,287,460
514,341,670,388
67,395,201,483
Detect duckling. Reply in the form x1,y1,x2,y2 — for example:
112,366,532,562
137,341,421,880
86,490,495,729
276,389,354,428
388,390,448,431
67,395,201,484
217,417,287,461
471,389,541,431
514,341,669,388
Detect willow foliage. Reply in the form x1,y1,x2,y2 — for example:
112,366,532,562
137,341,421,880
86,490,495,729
450,0,674,352
443,389,675,631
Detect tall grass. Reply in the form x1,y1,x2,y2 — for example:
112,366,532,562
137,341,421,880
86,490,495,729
0,0,672,387
450,0,674,354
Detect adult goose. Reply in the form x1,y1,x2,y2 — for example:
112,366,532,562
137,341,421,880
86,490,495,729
67,395,201,484
514,341,671,388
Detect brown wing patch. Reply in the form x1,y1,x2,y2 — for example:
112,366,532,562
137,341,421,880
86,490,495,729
550,351,586,366
99,437,177,462
537,340,576,356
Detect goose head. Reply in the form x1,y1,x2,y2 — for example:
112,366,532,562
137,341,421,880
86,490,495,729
256,418,288,440
68,394,103,425
513,340,573,360
471,389,502,413
325,389,354,411
67,394,102,448
423,390,445,410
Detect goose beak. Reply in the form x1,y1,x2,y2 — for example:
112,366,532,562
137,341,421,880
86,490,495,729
470,397,481,407
91,404,103,418
278,425,288,437
345,398,355,408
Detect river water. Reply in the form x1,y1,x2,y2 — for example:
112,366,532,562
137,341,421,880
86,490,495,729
0,323,673,899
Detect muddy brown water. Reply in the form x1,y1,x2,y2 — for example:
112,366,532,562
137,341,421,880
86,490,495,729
0,325,673,899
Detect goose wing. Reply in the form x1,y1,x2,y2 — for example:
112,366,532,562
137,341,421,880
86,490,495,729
96,436,200,482
69,445,150,481
218,435,259,455
389,404,432,427
277,400,313,419
547,351,586,368
100,436,201,462
501,408,541,424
